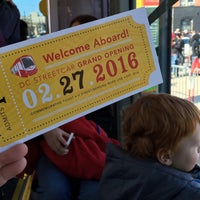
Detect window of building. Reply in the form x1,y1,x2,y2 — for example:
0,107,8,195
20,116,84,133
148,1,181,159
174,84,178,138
180,0,194,6
181,18,193,32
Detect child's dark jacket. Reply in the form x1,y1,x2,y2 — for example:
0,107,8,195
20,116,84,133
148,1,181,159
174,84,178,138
99,143,200,200
23,116,119,180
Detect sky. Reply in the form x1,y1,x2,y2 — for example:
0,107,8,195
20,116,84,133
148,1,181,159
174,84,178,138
13,0,42,16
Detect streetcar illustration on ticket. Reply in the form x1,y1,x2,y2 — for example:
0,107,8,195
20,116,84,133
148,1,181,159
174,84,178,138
11,55,38,77
0,7,162,152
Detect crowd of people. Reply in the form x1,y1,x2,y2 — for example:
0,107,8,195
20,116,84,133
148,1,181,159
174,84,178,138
171,28,200,75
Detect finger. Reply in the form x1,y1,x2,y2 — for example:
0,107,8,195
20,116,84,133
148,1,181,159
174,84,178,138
58,131,70,145
50,142,65,153
0,158,27,186
56,146,69,155
0,144,28,167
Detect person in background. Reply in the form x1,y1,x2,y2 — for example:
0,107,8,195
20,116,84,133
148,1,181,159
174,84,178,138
70,14,115,139
20,19,28,41
0,0,28,187
26,116,119,200
171,32,177,64
171,32,179,76
171,33,185,76
0,0,21,46
99,93,200,199
191,33,200,64
69,14,97,27
172,33,184,65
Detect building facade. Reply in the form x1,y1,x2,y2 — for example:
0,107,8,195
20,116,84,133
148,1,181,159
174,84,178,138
173,0,200,33
21,12,47,38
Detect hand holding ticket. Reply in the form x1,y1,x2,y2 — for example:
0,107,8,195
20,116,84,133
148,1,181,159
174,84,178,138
0,8,162,152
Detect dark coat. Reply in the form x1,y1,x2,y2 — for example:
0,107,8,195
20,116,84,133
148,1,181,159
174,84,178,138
99,143,200,200
0,0,21,47
192,39,199,57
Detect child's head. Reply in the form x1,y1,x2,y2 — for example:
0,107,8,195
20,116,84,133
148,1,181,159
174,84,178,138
70,15,97,27
123,93,200,172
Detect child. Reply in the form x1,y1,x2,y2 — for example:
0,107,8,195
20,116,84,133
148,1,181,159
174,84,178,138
99,93,200,199
26,116,119,200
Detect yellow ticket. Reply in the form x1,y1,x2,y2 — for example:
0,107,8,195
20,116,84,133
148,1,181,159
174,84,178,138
0,8,162,151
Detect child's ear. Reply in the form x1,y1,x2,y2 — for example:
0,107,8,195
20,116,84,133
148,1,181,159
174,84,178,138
156,149,172,166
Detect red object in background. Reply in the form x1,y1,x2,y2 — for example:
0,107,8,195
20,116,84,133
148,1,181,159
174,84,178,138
191,57,200,74
143,0,159,6
171,32,176,40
